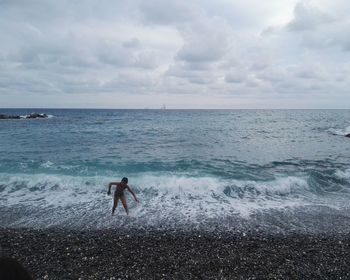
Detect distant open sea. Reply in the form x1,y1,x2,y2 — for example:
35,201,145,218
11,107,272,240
1,109,350,233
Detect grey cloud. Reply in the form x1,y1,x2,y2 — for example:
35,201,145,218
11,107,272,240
166,62,217,86
139,0,199,25
255,67,288,83
123,38,141,49
176,19,232,63
287,2,333,31
245,76,261,88
130,51,159,69
1,0,350,108
98,42,159,69
161,16,234,90
97,42,131,67
102,72,157,91
250,61,269,71
225,70,246,83
284,2,350,52
295,70,318,80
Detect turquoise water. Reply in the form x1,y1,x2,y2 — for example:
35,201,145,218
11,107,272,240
1,109,350,232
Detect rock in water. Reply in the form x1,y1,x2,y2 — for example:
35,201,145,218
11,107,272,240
345,133,350,138
0,114,21,119
0,113,48,119
26,113,48,119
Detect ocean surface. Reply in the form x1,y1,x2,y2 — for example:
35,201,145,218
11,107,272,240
1,109,350,233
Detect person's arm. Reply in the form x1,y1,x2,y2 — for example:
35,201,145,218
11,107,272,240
107,182,118,195
126,186,139,202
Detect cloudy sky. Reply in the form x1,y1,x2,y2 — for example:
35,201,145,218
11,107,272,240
1,0,349,108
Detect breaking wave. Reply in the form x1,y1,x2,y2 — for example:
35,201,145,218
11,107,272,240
329,125,350,136
1,171,350,232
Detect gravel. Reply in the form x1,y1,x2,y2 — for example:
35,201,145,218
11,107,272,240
1,228,350,279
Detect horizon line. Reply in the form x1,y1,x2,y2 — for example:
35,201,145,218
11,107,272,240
0,107,350,110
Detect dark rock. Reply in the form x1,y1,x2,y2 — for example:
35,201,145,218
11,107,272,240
0,114,21,119
0,113,48,120
26,113,48,119
345,133,350,138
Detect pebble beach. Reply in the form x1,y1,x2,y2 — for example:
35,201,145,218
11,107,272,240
1,228,350,279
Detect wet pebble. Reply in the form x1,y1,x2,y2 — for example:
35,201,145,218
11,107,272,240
0,228,349,279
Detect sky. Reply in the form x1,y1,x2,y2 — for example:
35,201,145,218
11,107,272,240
0,0,350,109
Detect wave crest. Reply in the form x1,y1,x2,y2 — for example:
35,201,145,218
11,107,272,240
329,125,350,136
0,172,349,230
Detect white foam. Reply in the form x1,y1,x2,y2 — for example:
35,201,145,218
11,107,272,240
329,125,350,136
131,174,312,219
1,175,96,209
335,169,350,181
40,161,55,168
0,172,343,229
18,113,54,119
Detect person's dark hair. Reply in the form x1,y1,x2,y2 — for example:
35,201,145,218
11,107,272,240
0,257,33,280
121,177,128,183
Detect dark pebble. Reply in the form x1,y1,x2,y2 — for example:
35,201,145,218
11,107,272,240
1,228,349,279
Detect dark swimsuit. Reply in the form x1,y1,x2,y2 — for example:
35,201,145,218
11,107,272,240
114,187,125,199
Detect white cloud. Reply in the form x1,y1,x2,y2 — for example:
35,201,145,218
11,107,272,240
287,2,333,31
285,1,350,51
0,0,349,108
176,18,233,63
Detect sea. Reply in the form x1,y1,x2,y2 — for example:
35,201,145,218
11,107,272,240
1,109,350,233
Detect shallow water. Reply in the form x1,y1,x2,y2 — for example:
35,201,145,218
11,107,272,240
1,109,350,232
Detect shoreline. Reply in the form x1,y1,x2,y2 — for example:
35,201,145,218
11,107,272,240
1,228,350,279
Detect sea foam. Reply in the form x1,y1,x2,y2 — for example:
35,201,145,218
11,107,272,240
1,172,348,230
329,125,350,136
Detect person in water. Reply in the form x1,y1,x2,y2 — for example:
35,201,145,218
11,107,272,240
107,177,139,215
